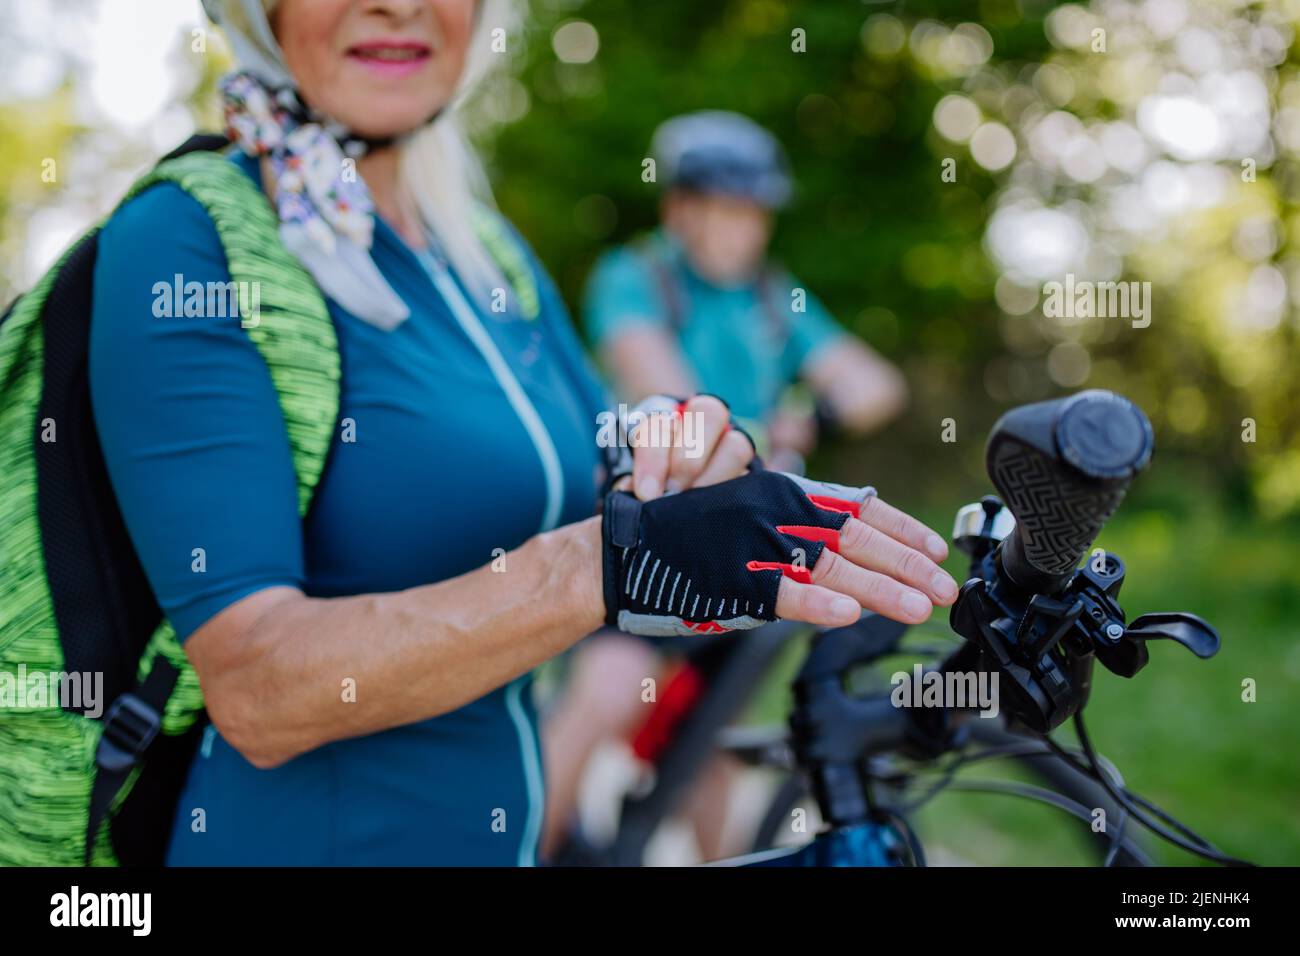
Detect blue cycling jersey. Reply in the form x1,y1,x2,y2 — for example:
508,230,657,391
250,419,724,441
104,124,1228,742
582,229,846,422
89,152,608,865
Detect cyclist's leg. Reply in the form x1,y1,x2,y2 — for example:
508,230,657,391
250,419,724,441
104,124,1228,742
682,751,745,861
540,629,662,859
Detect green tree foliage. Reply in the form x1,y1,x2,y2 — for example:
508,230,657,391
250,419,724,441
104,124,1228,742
485,0,1300,517
486,0,1061,500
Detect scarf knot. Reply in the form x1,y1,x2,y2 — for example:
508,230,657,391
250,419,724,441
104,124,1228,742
217,70,409,329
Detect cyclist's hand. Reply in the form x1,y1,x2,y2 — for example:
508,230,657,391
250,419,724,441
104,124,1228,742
766,406,818,458
602,469,956,637
620,394,755,501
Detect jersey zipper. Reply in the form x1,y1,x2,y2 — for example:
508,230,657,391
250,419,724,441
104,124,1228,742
413,245,556,866
415,248,565,534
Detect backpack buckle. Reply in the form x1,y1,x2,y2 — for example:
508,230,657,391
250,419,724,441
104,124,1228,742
95,694,162,773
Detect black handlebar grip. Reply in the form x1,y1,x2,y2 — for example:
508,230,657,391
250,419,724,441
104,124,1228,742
985,390,1153,594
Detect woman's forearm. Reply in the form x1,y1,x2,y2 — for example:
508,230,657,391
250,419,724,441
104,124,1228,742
195,516,605,768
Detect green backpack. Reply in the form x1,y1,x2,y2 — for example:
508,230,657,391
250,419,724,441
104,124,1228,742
0,135,539,866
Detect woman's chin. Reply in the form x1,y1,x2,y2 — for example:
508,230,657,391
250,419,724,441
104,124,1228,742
335,106,444,142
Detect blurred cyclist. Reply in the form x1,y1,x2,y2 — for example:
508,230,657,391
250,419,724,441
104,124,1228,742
541,111,907,862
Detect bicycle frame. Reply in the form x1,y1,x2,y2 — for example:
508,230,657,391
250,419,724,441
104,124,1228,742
717,819,906,867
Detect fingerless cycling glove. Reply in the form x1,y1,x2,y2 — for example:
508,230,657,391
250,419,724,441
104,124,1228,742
602,469,877,636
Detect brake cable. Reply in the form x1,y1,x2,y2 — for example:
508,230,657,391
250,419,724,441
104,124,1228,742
1039,714,1255,867
886,738,1144,865
1102,808,1131,868
890,739,1065,812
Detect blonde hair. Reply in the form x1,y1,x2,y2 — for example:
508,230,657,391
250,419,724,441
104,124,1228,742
240,0,513,307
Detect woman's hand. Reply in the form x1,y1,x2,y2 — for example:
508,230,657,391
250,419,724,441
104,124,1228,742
622,394,755,500
774,491,956,628
601,469,956,637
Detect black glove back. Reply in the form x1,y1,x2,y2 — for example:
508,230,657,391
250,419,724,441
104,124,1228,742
602,469,876,636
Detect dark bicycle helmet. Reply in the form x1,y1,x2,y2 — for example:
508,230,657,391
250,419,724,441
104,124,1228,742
651,111,793,209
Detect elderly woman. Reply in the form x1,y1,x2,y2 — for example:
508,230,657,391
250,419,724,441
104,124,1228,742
87,0,956,865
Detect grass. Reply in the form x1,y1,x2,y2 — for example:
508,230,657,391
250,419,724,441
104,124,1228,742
742,501,1300,866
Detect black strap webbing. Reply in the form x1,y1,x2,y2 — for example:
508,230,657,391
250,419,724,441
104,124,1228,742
158,132,232,163
636,239,789,347
78,134,233,865
84,659,180,864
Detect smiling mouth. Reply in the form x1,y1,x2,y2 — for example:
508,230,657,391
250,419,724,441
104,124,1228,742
347,42,432,65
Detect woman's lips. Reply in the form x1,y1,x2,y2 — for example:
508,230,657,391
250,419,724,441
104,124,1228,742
346,42,432,78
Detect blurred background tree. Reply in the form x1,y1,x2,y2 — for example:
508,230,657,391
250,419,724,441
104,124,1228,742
2,0,1297,863
482,0,1300,521
0,0,224,304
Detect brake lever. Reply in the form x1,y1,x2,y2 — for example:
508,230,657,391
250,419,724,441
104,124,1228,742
1124,612,1221,659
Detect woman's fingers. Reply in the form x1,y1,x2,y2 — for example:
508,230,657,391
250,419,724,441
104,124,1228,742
690,428,753,488
629,394,745,499
772,551,937,627
629,404,682,499
857,495,950,563
774,577,864,627
810,548,936,624
630,429,670,500
833,518,958,606
666,394,732,491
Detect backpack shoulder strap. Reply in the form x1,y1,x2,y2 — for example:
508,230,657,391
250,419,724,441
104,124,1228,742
633,234,687,336
123,150,341,515
755,262,791,350
88,150,343,863
157,133,233,165
1,144,343,866
631,235,785,348
469,203,540,321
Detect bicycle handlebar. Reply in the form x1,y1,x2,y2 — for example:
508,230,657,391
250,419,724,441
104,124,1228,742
985,390,1153,594
783,391,1234,862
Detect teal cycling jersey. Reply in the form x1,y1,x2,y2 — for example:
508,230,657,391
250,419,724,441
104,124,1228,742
583,229,845,422
89,152,608,865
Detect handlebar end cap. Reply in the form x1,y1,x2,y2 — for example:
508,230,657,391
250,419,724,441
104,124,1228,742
1057,391,1154,481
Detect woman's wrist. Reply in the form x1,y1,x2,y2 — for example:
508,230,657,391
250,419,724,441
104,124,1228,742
538,514,606,640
